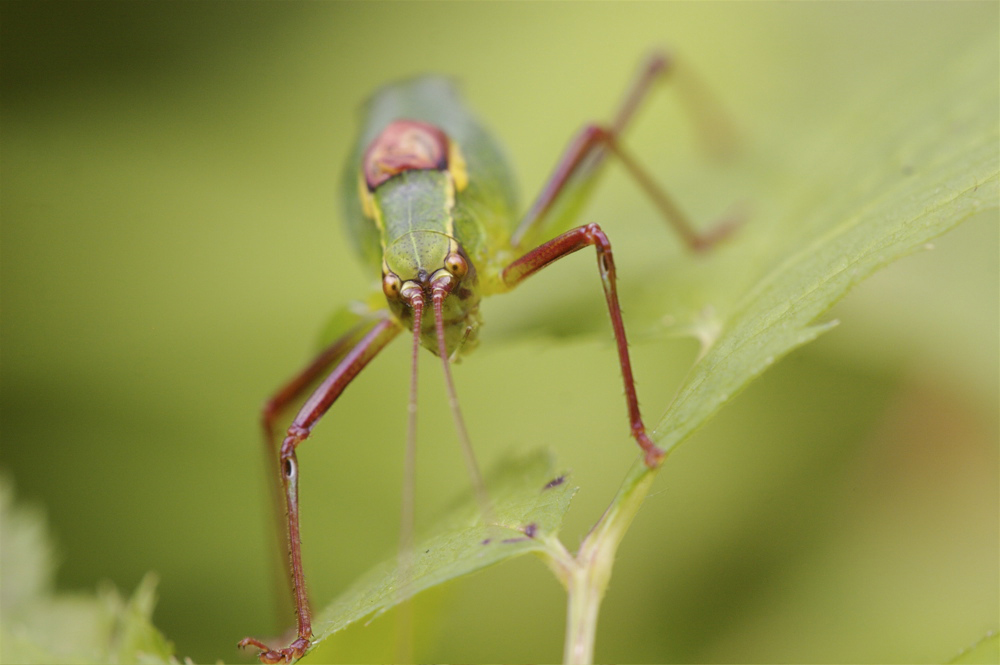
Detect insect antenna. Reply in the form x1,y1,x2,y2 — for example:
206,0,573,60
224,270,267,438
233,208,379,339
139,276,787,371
395,286,423,661
400,289,423,559
431,284,490,513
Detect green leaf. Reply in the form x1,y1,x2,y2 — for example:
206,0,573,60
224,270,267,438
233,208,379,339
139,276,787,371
0,477,178,665
949,632,1000,665
305,449,574,655
650,33,998,454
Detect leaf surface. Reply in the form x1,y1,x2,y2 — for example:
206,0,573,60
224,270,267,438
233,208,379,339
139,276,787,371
0,478,177,665
307,450,573,653
649,34,998,454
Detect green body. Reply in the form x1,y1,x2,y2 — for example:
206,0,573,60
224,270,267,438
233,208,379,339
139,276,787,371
341,77,520,294
338,77,531,358
337,76,610,359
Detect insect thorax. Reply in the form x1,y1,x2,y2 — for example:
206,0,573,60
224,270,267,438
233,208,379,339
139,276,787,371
358,121,482,358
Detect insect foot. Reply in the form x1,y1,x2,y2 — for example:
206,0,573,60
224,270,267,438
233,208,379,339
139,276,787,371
644,446,666,468
690,212,745,252
637,431,666,468
238,636,310,664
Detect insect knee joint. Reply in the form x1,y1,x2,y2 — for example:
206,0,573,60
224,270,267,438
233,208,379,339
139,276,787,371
581,123,614,145
280,426,307,461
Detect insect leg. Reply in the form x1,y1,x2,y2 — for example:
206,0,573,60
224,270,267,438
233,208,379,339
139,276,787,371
262,318,388,458
502,223,664,468
258,314,391,625
241,316,401,664
511,51,739,251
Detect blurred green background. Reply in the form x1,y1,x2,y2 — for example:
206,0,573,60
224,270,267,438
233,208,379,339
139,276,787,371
1,2,996,663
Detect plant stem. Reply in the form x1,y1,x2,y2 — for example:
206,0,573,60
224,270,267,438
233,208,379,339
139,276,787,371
550,457,660,665
563,551,610,664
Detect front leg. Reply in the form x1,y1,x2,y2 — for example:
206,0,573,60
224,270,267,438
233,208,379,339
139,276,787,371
503,223,664,468
240,317,401,663
258,315,388,628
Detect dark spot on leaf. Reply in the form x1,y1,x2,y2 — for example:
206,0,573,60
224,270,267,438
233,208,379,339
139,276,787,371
501,537,528,544
425,549,430,554
524,523,538,538
481,538,491,545
543,475,566,490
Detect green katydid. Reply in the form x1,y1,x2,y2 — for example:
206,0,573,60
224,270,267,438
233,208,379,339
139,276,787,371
240,51,737,663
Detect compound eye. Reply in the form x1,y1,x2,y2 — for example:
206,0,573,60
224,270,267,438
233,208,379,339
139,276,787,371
444,252,468,279
382,272,402,299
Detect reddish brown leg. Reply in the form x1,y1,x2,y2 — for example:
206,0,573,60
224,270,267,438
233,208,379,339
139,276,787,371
258,318,389,625
261,320,387,456
511,51,739,252
240,316,401,663
502,223,664,468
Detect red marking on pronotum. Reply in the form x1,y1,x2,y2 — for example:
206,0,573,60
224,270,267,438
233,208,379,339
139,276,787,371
362,119,449,190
